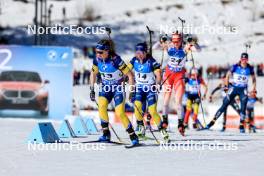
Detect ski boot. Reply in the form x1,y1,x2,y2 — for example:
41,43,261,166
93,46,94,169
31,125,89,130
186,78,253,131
98,127,111,142
136,120,146,139
159,123,170,143
204,117,217,130
249,125,257,133
178,119,185,136
184,123,188,130
193,123,198,129
162,114,169,128
220,126,226,132
239,120,245,133
146,113,152,130
127,124,139,147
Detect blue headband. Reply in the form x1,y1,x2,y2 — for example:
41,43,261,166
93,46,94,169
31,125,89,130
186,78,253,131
96,43,110,51
135,45,147,52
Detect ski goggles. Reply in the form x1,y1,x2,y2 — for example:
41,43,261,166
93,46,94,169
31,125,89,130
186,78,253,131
96,43,110,51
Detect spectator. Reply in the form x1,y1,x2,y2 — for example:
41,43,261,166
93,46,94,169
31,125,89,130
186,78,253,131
82,57,91,85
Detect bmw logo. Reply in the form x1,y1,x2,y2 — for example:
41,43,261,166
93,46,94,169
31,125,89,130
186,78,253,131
48,50,57,61
102,65,107,70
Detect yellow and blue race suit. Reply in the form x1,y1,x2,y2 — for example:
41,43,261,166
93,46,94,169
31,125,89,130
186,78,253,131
128,56,162,126
92,55,132,130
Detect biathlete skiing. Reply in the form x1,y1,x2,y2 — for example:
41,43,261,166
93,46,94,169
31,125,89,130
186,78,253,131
205,52,257,133
184,68,208,130
128,42,170,143
245,91,263,133
159,31,200,135
89,39,139,146
209,76,241,132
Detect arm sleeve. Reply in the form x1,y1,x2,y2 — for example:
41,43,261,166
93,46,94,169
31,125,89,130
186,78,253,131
114,56,130,75
230,64,236,73
250,65,255,75
92,58,99,74
151,57,161,72
127,58,135,71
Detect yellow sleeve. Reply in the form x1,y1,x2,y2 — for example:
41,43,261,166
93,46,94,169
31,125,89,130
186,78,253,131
127,63,133,71
154,68,161,74
92,65,99,74
119,63,130,75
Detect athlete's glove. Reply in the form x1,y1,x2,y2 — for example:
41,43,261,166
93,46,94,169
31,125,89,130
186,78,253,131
129,91,136,103
223,86,229,92
160,35,168,42
202,94,206,101
194,98,201,104
90,86,96,102
187,37,193,43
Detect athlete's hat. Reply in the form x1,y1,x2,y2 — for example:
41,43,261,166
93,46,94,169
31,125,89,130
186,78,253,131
96,40,110,51
135,42,148,52
241,52,248,59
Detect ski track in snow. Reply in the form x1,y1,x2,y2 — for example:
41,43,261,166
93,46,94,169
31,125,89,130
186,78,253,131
0,118,264,176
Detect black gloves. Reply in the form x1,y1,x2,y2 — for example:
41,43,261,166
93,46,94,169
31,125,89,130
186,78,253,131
90,86,95,102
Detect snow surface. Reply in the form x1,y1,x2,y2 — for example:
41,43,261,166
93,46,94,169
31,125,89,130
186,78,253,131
0,118,264,176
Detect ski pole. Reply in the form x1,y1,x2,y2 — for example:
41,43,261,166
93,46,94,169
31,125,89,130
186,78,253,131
160,47,165,68
146,26,154,56
105,27,112,39
178,17,185,47
133,103,160,144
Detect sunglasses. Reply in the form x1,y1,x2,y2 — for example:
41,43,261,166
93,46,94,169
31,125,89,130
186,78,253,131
96,50,104,54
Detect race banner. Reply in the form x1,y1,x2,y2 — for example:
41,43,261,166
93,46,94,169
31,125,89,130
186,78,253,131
0,45,73,119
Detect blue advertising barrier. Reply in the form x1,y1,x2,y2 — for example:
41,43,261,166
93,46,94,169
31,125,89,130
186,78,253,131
27,122,60,143
0,45,73,119
85,117,99,134
58,119,76,138
73,117,89,136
